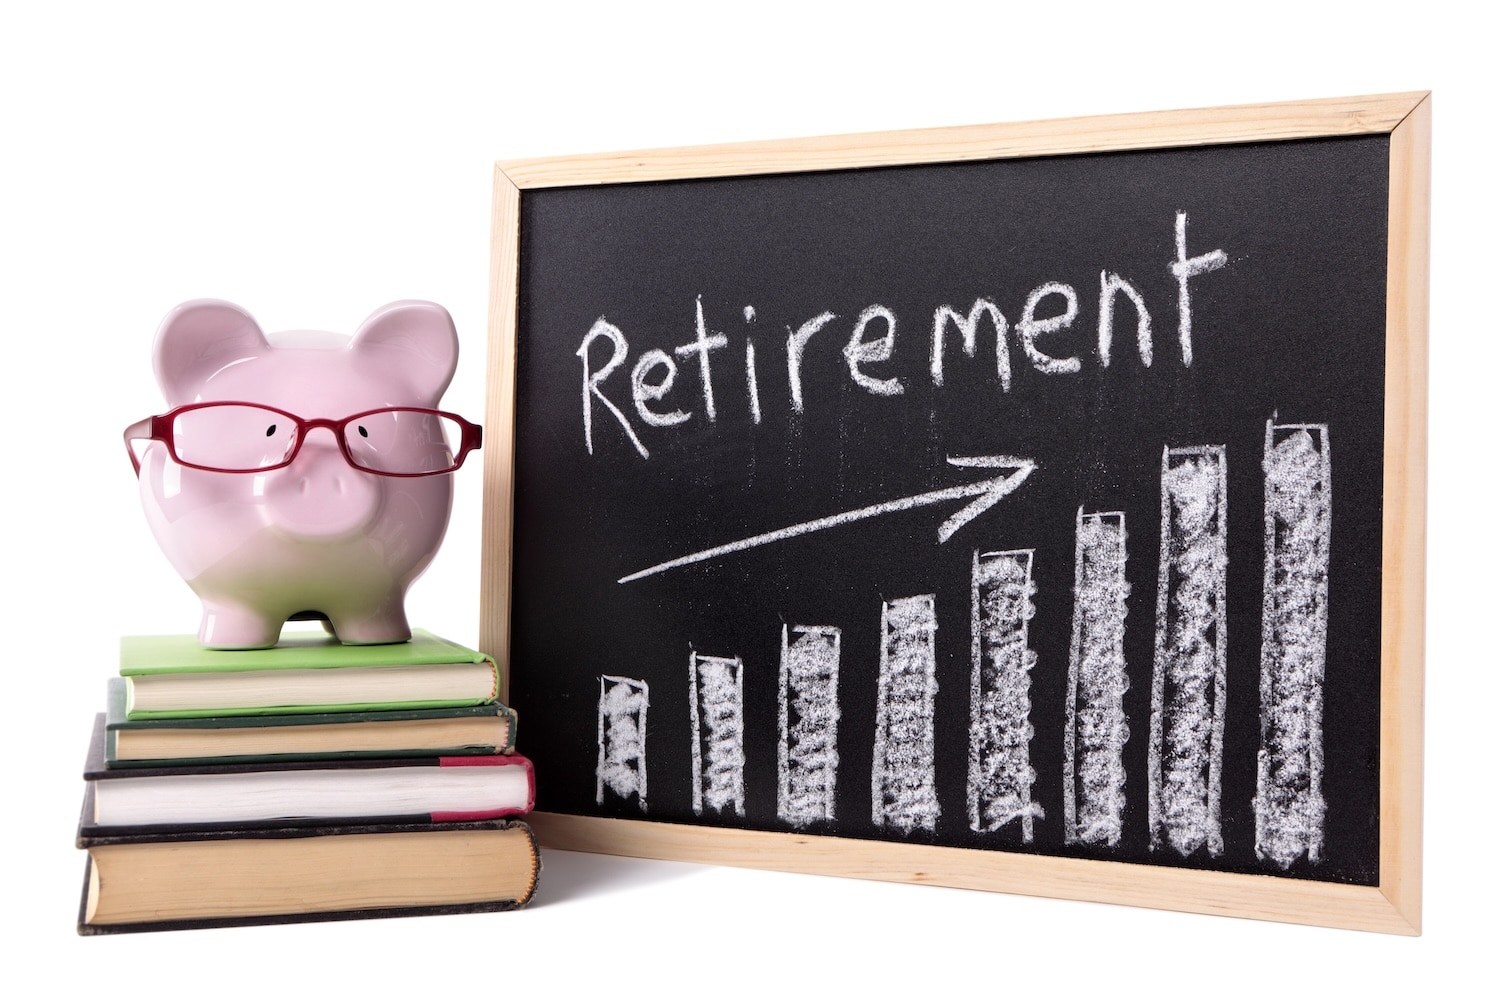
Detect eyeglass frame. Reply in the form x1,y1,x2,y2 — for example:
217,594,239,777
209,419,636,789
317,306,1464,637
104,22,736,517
124,401,483,478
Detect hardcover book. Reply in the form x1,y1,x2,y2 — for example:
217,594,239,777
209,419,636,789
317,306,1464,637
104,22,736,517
119,629,500,719
104,678,518,766
82,715,535,833
77,810,540,934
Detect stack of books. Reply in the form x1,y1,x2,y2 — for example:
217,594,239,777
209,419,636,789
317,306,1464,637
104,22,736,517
75,629,539,934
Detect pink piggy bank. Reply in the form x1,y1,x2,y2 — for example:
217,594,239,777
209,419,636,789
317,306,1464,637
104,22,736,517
124,300,482,650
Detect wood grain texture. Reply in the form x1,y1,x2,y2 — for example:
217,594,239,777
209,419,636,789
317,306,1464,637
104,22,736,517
1378,93,1430,935
529,812,1417,934
500,92,1428,188
479,166,521,704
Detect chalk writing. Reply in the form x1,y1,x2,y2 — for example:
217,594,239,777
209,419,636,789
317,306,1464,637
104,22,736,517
578,212,1227,457
932,298,1009,389
578,319,649,459
1172,210,1228,367
1098,273,1153,368
676,296,727,421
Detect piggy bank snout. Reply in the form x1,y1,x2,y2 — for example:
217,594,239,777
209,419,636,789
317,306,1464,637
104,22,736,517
262,436,382,538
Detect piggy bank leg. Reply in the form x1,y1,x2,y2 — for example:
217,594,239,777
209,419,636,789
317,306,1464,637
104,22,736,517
198,602,285,650
325,601,412,646
288,610,338,637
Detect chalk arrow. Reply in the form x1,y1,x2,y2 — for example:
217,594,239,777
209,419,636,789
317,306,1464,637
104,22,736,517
618,455,1036,584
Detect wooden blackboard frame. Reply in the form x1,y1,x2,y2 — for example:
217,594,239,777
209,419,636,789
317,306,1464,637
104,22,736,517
480,92,1429,934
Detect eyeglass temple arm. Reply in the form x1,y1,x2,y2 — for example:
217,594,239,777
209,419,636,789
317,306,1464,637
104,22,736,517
123,415,163,477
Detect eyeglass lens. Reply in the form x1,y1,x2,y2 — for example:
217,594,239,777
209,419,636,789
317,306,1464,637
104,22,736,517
343,410,458,475
173,405,298,472
170,405,459,474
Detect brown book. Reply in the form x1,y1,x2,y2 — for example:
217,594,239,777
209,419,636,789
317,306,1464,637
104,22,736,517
77,783,540,934
106,678,518,766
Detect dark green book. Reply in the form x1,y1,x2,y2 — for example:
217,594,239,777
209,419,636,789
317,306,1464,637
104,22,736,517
82,714,535,836
104,678,517,766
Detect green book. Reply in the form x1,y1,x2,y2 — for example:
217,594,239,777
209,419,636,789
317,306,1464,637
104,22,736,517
104,678,517,766
119,629,500,721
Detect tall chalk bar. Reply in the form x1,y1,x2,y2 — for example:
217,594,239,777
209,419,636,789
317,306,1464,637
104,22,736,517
689,652,746,817
968,549,1042,840
1065,511,1131,847
778,625,842,827
1150,445,1229,857
872,595,940,833
1257,422,1332,867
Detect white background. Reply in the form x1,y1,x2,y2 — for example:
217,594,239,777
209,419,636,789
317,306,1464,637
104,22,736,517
1,2,1491,995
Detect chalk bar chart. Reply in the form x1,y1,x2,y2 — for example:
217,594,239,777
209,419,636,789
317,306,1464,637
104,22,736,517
579,415,1349,877
512,131,1394,888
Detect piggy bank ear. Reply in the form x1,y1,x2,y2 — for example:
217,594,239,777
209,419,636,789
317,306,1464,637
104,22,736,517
349,301,459,404
154,300,271,406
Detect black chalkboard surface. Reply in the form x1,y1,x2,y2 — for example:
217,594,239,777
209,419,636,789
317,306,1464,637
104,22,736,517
480,94,1429,933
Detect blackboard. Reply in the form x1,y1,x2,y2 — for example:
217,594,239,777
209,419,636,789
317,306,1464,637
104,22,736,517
480,93,1428,933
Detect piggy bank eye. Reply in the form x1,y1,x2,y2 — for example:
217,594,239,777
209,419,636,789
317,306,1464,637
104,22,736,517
343,409,458,475
171,404,297,472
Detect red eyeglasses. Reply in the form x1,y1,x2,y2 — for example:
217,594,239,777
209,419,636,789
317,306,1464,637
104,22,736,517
125,402,483,477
